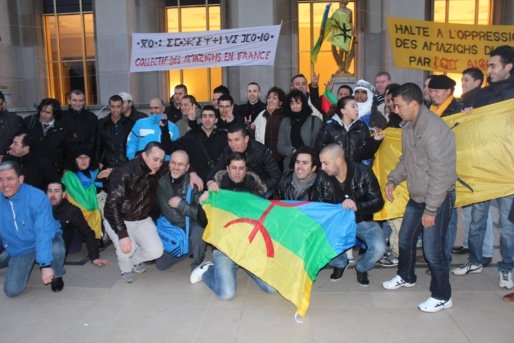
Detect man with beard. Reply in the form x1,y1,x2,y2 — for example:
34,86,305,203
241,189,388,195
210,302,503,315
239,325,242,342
47,181,109,266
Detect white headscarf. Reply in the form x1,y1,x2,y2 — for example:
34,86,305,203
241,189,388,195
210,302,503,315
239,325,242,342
353,79,374,118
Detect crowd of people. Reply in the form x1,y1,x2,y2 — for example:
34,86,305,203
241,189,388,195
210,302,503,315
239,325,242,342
0,45,513,313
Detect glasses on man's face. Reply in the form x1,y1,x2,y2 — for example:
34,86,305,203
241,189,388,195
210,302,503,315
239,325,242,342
0,176,19,183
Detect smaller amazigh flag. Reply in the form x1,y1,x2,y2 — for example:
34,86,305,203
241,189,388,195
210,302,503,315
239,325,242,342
311,3,332,64
61,171,103,239
202,190,356,317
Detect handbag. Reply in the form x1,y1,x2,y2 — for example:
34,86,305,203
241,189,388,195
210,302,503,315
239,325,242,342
156,185,192,257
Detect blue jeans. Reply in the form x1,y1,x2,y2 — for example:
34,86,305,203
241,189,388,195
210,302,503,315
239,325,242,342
0,249,9,269
461,205,494,257
469,195,514,272
329,221,386,272
445,210,458,267
397,192,454,301
3,234,66,297
202,249,275,300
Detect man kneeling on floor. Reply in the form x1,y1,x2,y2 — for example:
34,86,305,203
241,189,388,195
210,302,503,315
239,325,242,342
190,153,275,299
155,150,207,271
313,144,386,286
0,161,66,296
104,142,165,283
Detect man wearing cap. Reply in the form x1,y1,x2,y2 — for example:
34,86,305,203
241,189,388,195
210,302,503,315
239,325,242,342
428,75,462,117
119,92,147,123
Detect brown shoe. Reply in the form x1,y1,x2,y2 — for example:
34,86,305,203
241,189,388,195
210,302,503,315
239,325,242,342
502,292,514,302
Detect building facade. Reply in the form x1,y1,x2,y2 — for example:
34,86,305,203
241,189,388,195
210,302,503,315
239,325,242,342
1,0,513,110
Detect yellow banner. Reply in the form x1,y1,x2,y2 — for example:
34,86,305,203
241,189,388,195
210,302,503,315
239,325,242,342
373,99,514,221
387,17,514,73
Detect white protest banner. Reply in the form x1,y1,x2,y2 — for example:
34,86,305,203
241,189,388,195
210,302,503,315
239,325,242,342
130,25,282,72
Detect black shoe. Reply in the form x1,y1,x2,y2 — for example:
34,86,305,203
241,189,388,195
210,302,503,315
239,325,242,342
51,277,64,292
356,270,369,286
452,246,469,255
330,264,349,281
482,257,492,267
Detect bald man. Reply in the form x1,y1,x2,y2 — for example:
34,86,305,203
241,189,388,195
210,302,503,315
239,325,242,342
155,150,207,271
126,97,180,160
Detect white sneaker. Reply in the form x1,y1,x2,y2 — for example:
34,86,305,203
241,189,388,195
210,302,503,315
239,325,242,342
382,275,416,290
452,262,482,276
418,297,453,313
499,271,514,289
190,261,213,284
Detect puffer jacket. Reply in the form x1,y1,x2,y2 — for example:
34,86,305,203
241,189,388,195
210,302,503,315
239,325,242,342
315,115,381,163
312,162,384,222
104,156,164,239
156,172,207,228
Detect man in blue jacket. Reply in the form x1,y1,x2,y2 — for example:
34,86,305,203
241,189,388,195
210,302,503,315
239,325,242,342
126,97,180,161
0,161,66,297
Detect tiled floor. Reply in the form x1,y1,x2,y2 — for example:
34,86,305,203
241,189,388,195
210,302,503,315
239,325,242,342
1,244,513,343
1,203,513,343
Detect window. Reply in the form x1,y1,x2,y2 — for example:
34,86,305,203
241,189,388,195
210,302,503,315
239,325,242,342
298,1,356,89
433,0,492,96
43,0,96,105
166,0,221,102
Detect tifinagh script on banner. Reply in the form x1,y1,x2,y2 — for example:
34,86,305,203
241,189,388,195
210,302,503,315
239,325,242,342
130,25,281,72
387,17,514,73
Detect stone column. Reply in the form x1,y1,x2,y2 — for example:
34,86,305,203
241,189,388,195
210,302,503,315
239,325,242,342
0,0,45,109
223,0,295,103
360,0,427,86
94,0,166,105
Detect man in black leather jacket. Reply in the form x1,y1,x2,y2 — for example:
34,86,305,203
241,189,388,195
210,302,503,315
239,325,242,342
313,144,385,286
104,142,166,283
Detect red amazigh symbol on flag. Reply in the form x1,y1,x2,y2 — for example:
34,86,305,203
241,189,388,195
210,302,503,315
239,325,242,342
223,200,309,257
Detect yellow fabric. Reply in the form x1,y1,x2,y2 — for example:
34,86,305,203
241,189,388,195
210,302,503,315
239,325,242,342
387,17,514,73
430,95,455,117
66,196,103,239
202,204,314,316
329,10,353,51
373,99,514,221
